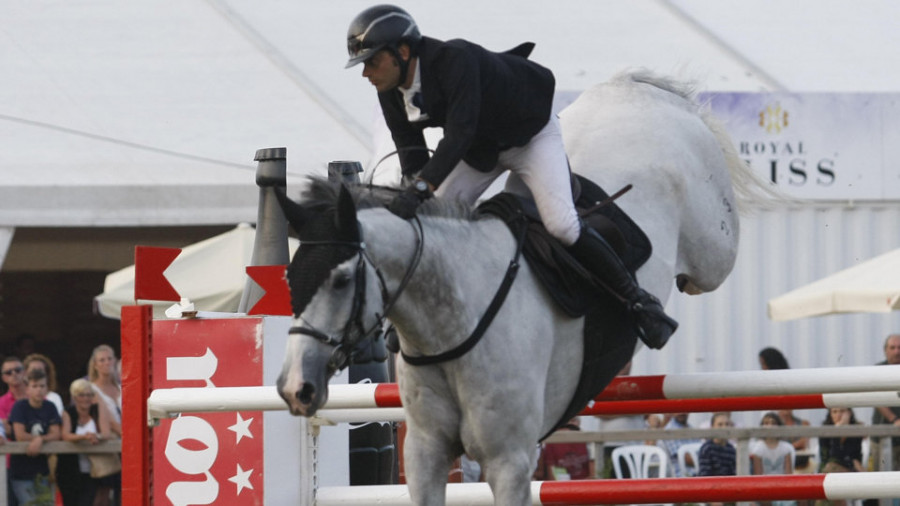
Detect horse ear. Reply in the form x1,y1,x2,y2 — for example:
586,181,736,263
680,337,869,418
335,184,360,242
274,186,310,234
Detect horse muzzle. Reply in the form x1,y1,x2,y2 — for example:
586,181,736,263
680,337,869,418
277,373,326,417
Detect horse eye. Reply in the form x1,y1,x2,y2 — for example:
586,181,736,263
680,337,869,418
332,272,352,290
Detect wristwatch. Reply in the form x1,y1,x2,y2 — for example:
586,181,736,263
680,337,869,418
413,179,429,193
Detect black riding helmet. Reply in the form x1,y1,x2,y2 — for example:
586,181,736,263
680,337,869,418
346,5,421,83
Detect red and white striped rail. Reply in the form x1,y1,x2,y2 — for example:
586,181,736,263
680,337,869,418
146,365,900,423
315,473,900,505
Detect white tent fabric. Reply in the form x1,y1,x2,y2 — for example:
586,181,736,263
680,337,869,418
768,248,900,321
3,0,899,228
94,224,299,319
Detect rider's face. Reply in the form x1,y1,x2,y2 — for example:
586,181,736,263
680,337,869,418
361,50,401,93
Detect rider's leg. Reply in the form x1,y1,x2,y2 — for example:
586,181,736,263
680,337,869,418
433,160,504,204
502,116,677,349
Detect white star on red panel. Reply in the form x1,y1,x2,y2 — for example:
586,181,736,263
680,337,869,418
228,463,254,495
227,413,254,444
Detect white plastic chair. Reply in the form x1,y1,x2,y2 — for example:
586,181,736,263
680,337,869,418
612,444,670,479
676,442,703,477
612,445,672,506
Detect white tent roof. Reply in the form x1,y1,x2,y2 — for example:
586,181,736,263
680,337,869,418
768,248,900,321
2,0,899,227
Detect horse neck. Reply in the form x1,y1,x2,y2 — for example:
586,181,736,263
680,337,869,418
360,210,515,354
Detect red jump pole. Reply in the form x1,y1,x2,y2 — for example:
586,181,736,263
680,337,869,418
121,305,152,506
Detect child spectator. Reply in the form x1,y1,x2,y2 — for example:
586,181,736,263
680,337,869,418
23,354,63,416
8,369,61,505
750,412,795,506
751,412,794,475
698,412,736,476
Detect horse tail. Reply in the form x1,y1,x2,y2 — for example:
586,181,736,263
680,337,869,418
611,69,790,214
698,109,791,214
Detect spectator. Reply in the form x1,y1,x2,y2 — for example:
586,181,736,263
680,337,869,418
88,345,121,436
57,378,115,506
750,412,794,474
534,418,592,480
8,369,61,506
820,407,864,473
1,356,27,430
644,413,664,445
870,333,900,472
698,412,736,477
659,412,702,477
593,361,645,478
759,347,790,370
757,347,814,474
1,356,27,506
460,453,481,483
778,408,814,474
23,354,63,415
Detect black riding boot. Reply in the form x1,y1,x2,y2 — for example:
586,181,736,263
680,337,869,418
568,227,678,349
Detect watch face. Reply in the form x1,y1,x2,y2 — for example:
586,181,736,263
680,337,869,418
415,180,428,192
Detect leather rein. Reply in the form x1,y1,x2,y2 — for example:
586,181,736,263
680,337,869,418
287,212,528,370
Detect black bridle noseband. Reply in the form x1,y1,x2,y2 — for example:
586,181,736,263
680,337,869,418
287,217,424,372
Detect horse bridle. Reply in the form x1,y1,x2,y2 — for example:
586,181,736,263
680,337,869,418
287,217,424,372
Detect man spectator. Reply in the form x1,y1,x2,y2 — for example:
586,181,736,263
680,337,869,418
660,413,702,477
871,333,900,471
1,356,27,506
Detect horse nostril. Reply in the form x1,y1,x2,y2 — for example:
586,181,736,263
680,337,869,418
297,383,315,405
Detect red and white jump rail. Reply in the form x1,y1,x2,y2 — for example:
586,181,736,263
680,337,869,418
146,365,900,424
314,473,900,505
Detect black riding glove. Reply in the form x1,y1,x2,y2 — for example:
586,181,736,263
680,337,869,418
388,182,432,219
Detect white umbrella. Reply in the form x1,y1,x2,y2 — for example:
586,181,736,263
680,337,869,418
767,248,900,321
94,223,298,319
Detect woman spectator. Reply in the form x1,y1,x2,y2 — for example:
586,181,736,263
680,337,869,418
759,347,790,370
819,407,864,473
57,379,114,506
88,345,121,436
23,354,63,416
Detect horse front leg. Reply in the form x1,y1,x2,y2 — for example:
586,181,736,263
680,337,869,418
481,446,538,506
403,424,456,506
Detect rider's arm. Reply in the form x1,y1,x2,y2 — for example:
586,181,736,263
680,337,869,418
379,91,429,177
416,42,481,188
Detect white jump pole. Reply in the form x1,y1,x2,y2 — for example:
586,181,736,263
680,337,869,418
314,473,900,505
147,365,900,424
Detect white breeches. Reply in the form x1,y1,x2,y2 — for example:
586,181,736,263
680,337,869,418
435,116,581,246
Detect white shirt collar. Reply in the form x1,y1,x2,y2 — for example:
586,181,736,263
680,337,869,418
400,61,428,122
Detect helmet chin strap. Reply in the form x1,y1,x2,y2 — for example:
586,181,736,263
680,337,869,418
388,45,412,89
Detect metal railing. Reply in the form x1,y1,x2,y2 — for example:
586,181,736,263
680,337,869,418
0,439,122,506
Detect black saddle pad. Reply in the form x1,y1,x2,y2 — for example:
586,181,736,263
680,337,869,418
476,175,647,439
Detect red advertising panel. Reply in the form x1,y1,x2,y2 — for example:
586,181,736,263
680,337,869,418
151,318,264,505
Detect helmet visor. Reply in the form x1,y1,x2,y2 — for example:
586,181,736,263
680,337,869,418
346,38,382,68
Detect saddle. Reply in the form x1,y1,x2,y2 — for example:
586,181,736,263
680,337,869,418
477,174,648,438
477,175,652,317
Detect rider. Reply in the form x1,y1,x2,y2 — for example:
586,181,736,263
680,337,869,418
344,4,677,349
